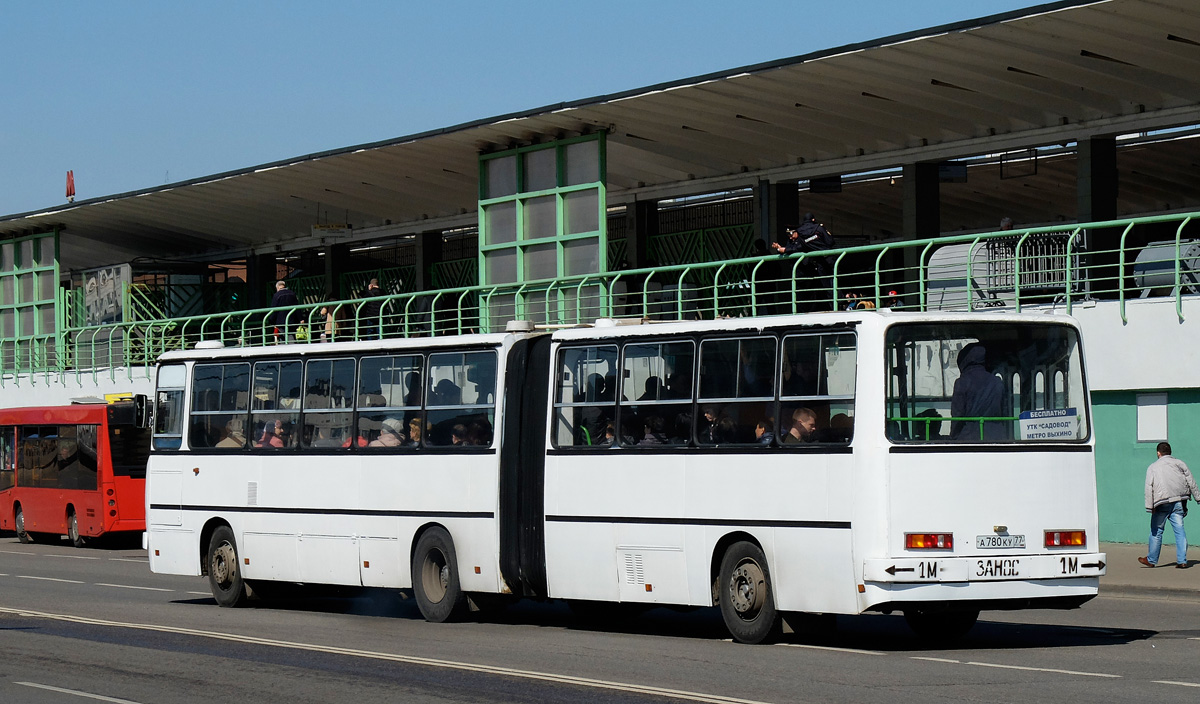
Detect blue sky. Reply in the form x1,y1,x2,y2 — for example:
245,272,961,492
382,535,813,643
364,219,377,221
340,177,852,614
1,0,1043,216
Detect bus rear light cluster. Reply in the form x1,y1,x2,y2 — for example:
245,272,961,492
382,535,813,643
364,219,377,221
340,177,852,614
1045,530,1086,547
905,533,953,549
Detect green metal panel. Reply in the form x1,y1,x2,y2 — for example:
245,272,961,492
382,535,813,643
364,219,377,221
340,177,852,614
1093,389,1200,544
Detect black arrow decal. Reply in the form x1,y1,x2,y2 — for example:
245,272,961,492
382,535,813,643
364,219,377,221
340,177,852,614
1082,561,1105,570
885,565,914,575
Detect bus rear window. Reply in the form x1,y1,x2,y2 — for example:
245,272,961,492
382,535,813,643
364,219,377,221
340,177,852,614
885,322,1087,444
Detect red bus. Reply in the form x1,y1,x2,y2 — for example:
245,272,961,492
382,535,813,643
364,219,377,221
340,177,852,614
0,400,150,547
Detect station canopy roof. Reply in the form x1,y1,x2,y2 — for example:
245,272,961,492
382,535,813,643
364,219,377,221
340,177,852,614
4,0,1200,270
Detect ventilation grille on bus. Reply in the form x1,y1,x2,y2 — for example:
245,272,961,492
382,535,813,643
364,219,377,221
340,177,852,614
247,482,258,506
623,553,645,585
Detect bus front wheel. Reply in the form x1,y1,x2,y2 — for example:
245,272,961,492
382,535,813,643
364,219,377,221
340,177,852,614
206,526,249,607
718,541,778,644
411,527,466,623
904,608,979,641
67,511,86,548
14,505,31,544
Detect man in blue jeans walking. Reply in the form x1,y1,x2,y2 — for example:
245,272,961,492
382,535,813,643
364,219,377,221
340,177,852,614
1139,442,1200,569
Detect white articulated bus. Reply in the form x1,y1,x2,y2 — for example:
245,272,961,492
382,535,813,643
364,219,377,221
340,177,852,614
146,311,1104,643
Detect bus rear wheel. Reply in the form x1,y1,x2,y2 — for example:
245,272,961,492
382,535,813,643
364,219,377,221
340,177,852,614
904,608,979,641
14,505,31,544
411,527,466,623
718,541,778,644
67,511,87,548
206,526,249,607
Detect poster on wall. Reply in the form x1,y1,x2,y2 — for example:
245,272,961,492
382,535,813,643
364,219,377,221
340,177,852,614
81,264,132,326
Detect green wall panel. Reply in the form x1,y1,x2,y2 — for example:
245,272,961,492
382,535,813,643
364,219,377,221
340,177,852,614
1093,389,1200,544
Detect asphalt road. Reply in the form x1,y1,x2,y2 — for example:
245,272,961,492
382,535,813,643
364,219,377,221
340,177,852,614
1,535,1198,704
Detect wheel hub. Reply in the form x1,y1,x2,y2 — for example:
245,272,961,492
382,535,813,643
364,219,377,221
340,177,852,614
729,559,766,617
211,543,236,586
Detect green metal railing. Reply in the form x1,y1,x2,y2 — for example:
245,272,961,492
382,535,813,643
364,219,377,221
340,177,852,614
3,210,1199,386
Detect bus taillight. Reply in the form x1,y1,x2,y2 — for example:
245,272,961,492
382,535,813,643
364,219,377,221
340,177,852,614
1044,530,1086,547
905,533,953,549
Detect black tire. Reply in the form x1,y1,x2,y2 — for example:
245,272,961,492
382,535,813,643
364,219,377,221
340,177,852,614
67,511,86,548
206,525,249,607
14,505,32,544
904,608,979,641
411,527,466,622
717,541,779,644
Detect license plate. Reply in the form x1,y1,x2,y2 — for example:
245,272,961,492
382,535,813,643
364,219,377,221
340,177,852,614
974,557,1022,579
976,534,1025,549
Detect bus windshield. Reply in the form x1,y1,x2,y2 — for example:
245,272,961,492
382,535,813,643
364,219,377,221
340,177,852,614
886,322,1087,443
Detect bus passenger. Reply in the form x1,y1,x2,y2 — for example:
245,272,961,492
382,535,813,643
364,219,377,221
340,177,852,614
950,343,1005,441
407,418,425,447
782,408,817,444
450,424,467,446
755,419,775,445
640,416,669,445
216,420,246,448
368,418,406,447
258,419,288,448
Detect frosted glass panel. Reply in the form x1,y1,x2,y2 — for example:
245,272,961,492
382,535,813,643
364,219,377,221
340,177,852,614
565,141,599,185
488,294,517,329
19,306,34,336
564,189,599,234
485,248,517,285
20,241,33,267
523,243,557,281
1,243,13,272
39,271,56,300
39,304,55,333
1,277,13,306
39,236,55,265
19,273,33,302
523,148,556,192
563,238,599,276
523,196,556,240
484,202,516,244
0,309,13,337
485,156,517,198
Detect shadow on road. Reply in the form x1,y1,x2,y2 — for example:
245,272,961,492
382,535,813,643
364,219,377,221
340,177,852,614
170,589,1155,652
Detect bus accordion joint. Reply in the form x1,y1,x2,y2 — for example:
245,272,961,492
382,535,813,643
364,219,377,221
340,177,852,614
905,533,953,549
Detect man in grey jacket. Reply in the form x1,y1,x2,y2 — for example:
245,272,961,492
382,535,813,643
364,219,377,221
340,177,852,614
1139,442,1200,568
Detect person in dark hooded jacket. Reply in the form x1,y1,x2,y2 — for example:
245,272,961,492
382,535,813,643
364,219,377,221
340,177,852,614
950,343,1005,441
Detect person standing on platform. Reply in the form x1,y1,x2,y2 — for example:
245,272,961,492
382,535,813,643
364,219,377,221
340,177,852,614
772,213,836,310
270,280,299,344
359,278,383,340
1139,442,1200,569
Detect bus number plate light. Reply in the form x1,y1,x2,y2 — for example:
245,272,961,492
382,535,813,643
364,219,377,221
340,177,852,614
905,533,953,549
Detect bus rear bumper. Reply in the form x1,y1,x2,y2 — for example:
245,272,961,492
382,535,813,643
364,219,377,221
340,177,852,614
863,552,1106,583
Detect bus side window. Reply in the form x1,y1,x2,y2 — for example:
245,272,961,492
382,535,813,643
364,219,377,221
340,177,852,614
0,427,14,490
621,341,694,446
697,337,776,446
779,333,856,445
251,361,301,450
153,363,187,451
552,345,617,447
190,363,251,450
426,350,496,448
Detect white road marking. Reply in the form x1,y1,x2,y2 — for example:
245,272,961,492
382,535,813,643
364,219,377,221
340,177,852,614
0,607,776,704
1154,680,1200,688
776,643,885,656
16,576,84,584
186,591,210,596
0,550,36,556
45,554,101,560
15,681,145,703
963,661,1120,678
94,583,174,593
911,655,1119,679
